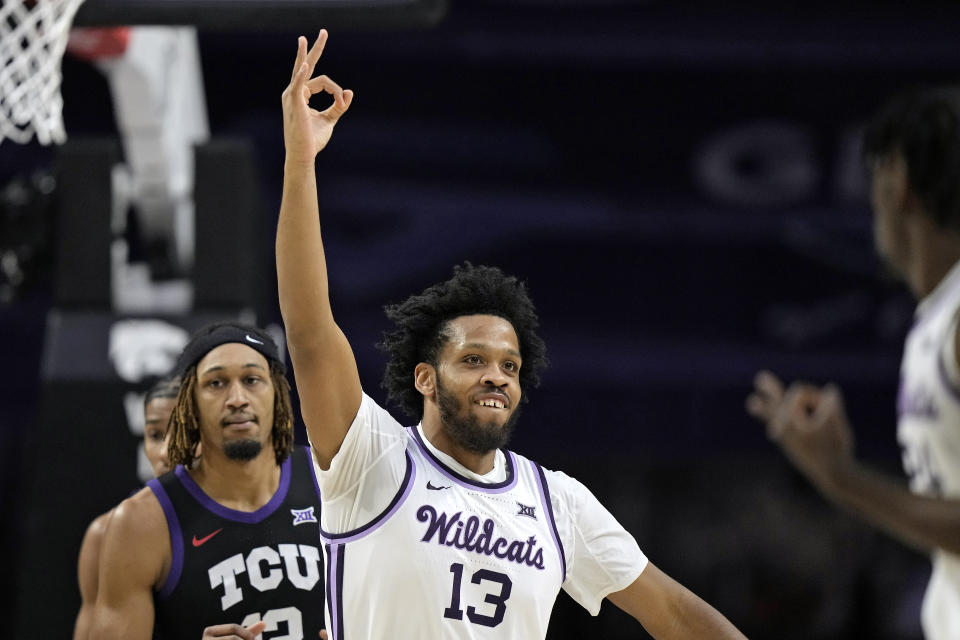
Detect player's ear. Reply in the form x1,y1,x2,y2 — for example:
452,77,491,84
885,154,914,217
414,362,436,399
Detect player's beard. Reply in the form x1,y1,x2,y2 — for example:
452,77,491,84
223,439,263,461
436,377,520,454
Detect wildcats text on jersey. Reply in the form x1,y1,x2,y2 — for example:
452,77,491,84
416,505,546,569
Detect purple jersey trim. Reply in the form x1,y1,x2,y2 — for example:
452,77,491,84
409,426,518,493
324,543,345,640
531,461,567,583
324,544,334,640
318,451,416,543
147,477,184,598
302,445,323,503
172,455,292,523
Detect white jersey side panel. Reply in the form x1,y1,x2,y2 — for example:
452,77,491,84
896,261,960,640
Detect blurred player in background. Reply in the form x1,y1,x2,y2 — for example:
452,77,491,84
74,376,179,640
91,322,326,640
747,86,960,640
277,30,747,639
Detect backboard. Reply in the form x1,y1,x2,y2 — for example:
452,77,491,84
73,0,447,30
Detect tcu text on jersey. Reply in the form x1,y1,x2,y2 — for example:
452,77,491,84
209,543,322,610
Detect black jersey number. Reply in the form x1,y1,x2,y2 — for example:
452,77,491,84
241,606,303,639
443,562,513,628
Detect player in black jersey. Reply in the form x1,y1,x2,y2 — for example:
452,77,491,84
91,323,326,640
74,376,179,640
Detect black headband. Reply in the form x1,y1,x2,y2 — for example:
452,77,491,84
173,323,284,377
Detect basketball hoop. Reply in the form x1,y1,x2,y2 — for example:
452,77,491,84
67,26,131,61
0,0,87,146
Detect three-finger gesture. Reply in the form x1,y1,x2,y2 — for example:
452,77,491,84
281,30,354,165
746,370,856,490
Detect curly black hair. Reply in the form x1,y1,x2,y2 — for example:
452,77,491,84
863,85,960,231
378,263,548,421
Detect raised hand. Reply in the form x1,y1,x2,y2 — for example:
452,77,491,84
747,371,856,490
281,30,354,166
745,369,786,433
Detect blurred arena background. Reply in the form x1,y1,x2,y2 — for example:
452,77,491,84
1,0,957,637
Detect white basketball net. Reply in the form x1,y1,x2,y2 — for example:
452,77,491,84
0,0,86,146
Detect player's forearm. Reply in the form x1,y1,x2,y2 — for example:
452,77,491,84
276,156,362,461
276,158,335,345
817,460,960,555
611,565,747,639
668,589,747,640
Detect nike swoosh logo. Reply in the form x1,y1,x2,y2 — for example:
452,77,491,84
426,481,450,491
192,528,224,547
245,334,265,345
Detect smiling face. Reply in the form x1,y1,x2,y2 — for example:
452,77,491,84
193,343,275,462
429,314,524,453
143,396,175,476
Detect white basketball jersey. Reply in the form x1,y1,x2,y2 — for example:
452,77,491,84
897,260,960,640
314,394,646,640
321,430,564,639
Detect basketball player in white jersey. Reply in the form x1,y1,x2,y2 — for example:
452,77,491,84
747,87,960,640
74,376,178,640
277,30,747,639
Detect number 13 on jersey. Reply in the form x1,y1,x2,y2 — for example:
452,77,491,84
443,563,513,628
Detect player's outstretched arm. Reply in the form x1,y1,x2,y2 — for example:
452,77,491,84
73,510,114,640
277,30,360,468
608,562,747,639
746,370,960,555
89,489,168,640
